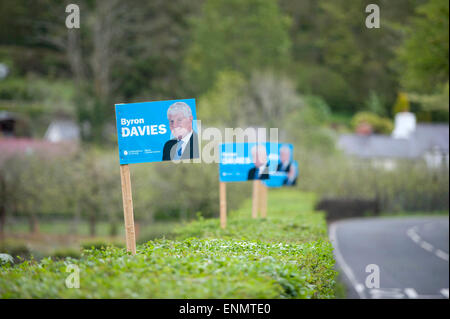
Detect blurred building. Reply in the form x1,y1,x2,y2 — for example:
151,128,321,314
44,118,80,143
0,113,79,164
0,111,30,137
338,112,449,170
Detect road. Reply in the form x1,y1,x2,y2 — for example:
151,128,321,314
329,216,449,299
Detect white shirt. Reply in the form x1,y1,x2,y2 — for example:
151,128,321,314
178,130,193,155
256,162,268,177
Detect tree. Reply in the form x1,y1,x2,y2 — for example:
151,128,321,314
19,0,202,142
397,0,449,93
280,0,422,113
199,70,301,128
392,92,411,114
185,0,292,94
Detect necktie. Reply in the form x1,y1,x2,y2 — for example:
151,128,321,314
175,140,183,159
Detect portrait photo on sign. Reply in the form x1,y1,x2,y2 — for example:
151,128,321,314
260,144,296,188
247,144,270,180
219,142,285,183
115,99,199,165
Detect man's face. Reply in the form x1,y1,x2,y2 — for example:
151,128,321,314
252,147,267,167
168,112,193,140
280,149,291,164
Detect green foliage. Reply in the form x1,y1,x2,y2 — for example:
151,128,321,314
392,92,411,114
0,78,37,100
365,91,386,116
351,111,394,134
297,152,449,213
50,248,81,260
289,0,417,112
0,190,337,298
1,0,442,124
0,239,30,262
173,191,327,244
283,95,336,155
301,96,332,125
0,253,14,266
185,0,292,93
397,0,449,93
0,77,76,114
198,69,336,155
199,70,302,128
198,71,247,126
80,240,124,251
0,238,334,298
0,148,251,232
408,81,450,113
292,63,355,111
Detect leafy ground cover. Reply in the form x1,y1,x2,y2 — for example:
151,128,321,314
0,189,337,298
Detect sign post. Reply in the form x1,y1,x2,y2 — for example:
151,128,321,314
252,180,259,218
119,164,136,255
219,182,227,228
259,181,267,218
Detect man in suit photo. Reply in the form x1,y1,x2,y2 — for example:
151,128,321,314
277,145,292,173
247,144,270,180
283,163,297,186
162,102,199,161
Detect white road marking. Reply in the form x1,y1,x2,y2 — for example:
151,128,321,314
331,220,448,299
420,241,434,252
369,288,405,299
329,223,366,299
406,224,449,262
355,284,365,293
435,249,449,262
404,288,419,299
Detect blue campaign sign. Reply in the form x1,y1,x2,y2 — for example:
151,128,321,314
115,99,199,164
219,142,293,182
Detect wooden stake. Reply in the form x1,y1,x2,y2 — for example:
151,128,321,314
259,181,267,218
119,164,136,255
219,182,227,229
252,180,259,218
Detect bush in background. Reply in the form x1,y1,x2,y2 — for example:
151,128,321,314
351,111,394,134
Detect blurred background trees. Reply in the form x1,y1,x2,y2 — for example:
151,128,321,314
0,0,448,249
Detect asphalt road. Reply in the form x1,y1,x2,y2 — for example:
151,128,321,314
329,216,449,299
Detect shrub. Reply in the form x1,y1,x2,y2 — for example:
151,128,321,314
0,239,30,262
297,151,449,213
351,111,394,134
392,92,410,114
0,190,337,299
80,240,124,251
51,248,81,260
0,253,14,266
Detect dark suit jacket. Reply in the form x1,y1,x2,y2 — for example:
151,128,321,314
162,131,199,161
247,163,270,180
277,162,291,173
283,177,297,186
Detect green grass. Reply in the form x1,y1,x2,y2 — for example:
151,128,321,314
0,189,337,298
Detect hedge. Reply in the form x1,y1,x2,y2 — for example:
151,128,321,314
0,189,337,298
